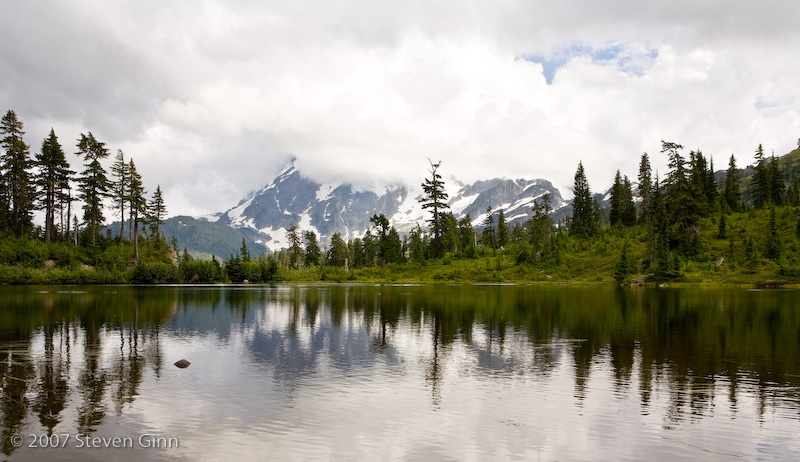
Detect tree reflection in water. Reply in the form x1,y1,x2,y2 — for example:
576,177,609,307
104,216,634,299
0,284,798,458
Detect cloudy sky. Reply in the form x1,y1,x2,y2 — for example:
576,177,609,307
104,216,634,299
3,1,799,217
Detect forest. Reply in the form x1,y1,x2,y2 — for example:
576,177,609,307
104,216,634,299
3,107,800,285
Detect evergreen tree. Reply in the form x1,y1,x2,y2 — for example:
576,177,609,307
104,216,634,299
362,230,377,266
148,185,167,242
240,237,251,262
611,171,636,226
286,225,303,269
110,149,129,242
304,231,320,266
620,175,636,226
609,170,623,225
439,212,459,254
662,140,701,251
717,211,727,239
127,160,147,260
649,175,671,278
570,161,595,237
1,110,34,235
528,193,552,253
752,144,771,209
496,209,508,248
75,132,111,246
689,150,714,214
637,153,652,224
787,176,800,207
327,233,349,267
370,213,391,265
385,227,403,263
769,152,784,207
348,237,365,267
723,154,740,212
482,206,496,248
34,128,73,243
419,159,449,257
408,224,425,262
458,214,475,258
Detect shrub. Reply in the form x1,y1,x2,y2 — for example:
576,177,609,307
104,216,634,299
129,262,180,284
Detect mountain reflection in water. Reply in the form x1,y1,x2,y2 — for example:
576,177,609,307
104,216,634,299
0,285,798,461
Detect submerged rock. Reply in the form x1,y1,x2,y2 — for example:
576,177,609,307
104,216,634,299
174,359,191,368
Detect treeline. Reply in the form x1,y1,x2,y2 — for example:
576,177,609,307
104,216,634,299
0,109,174,281
252,142,800,284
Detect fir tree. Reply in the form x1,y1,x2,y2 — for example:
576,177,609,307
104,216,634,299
723,154,740,212
385,227,403,264
496,209,508,248
327,233,349,267
75,132,111,246
769,151,784,207
609,170,623,225
286,225,303,269
148,185,167,242
458,214,475,258
620,175,636,226
419,159,449,257
240,237,251,262
34,128,73,243
528,193,552,253
570,161,595,237
127,160,147,260
408,224,425,262
787,176,800,207
304,231,320,266
717,211,727,239
637,153,652,224
1,110,34,235
482,206,496,248
662,140,702,251
752,144,771,209
110,149,129,242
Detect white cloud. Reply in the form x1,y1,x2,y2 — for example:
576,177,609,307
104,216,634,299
3,1,800,216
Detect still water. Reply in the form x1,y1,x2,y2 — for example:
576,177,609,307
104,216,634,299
0,284,798,461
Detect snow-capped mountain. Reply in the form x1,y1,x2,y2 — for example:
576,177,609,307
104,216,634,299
197,159,569,252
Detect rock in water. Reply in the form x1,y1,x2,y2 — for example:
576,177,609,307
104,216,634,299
174,359,191,368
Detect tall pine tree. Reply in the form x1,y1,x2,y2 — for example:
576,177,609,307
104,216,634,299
419,159,449,257
637,153,652,224
75,132,111,246
769,151,784,206
111,149,129,242
148,185,167,243
35,129,73,243
751,144,771,209
1,110,34,235
723,154,740,212
570,161,595,237
127,160,147,260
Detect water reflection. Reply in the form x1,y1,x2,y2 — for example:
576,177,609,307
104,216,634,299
0,285,798,460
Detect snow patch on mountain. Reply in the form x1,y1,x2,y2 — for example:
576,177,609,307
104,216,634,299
199,160,569,252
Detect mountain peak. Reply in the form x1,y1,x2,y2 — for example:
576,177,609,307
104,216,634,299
199,162,568,252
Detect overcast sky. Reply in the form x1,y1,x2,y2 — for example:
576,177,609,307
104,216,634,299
2,1,799,217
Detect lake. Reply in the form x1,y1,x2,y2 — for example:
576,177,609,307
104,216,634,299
0,284,798,461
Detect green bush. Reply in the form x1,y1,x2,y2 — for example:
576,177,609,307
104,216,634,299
129,262,180,284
